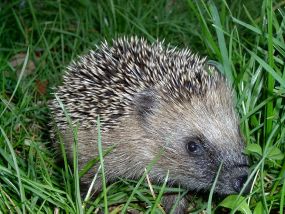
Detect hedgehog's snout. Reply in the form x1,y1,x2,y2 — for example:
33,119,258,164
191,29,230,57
216,169,252,196
232,174,250,194
224,158,252,195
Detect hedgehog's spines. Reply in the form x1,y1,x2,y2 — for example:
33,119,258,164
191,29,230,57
50,37,225,131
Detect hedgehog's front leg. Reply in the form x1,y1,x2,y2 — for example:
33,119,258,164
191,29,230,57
162,193,189,213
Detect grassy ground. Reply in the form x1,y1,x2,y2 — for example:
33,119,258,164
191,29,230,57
0,0,284,213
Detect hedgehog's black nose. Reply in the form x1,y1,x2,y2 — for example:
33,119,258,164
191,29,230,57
232,174,250,194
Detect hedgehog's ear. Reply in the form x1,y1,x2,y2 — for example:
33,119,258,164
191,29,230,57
134,89,157,119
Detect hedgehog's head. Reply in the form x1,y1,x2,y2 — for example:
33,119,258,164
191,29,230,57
133,68,250,196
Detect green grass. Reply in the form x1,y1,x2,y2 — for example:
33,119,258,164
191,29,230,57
0,0,284,213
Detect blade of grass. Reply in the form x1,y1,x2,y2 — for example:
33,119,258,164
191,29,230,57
150,171,168,214
0,47,29,117
280,177,285,214
187,0,220,55
209,1,233,83
265,0,275,146
96,116,109,214
54,94,83,213
207,161,223,213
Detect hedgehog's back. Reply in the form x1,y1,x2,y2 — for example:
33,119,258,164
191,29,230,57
50,37,222,131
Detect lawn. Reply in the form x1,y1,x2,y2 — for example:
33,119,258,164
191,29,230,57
0,0,284,213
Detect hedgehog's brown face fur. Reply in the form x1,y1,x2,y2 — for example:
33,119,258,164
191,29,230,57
131,80,250,195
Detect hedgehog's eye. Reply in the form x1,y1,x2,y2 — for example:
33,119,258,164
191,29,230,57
186,140,203,155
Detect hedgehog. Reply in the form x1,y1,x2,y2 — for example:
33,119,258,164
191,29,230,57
49,37,250,213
